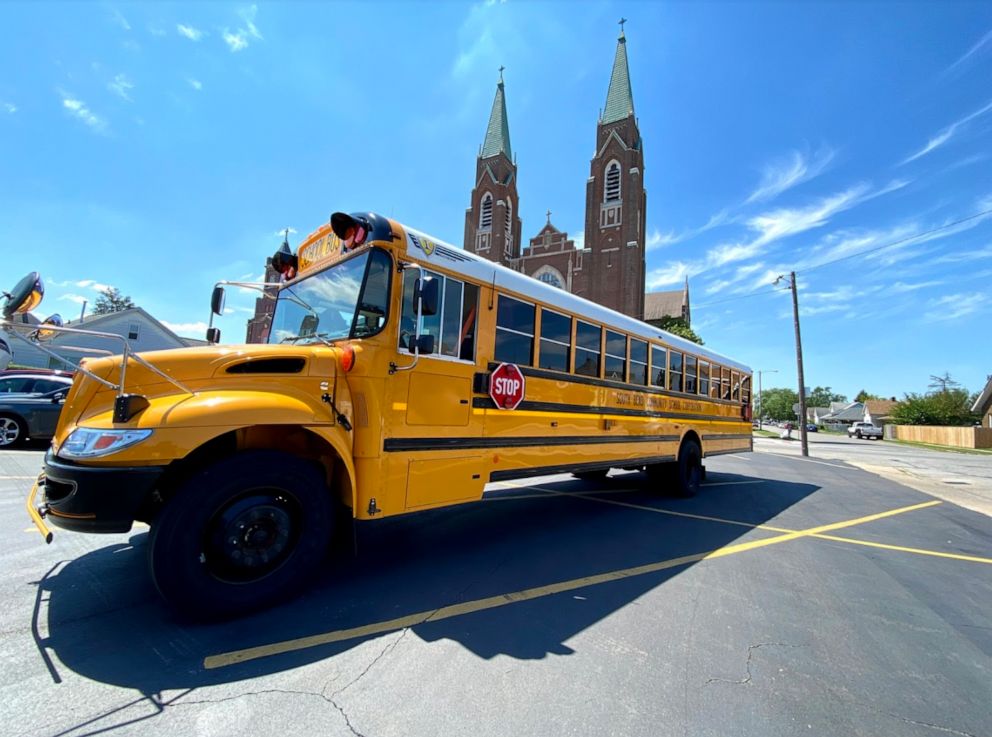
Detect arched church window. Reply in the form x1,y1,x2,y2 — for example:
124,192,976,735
504,199,513,243
604,161,621,202
480,193,493,229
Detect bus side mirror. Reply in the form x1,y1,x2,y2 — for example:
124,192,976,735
2,272,44,319
414,334,435,354
211,286,226,316
415,277,439,316
206,327,221,344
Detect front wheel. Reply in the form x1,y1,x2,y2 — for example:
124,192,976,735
148,450,334,619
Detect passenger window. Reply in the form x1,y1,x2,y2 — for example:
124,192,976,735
685,355,698,394
722,368,732,400
650,345,667,388
574,321,601,377
699,361,710,397
459,283,479,361
731,371,741,401
495,295,535,366
630,339,648,385
398,267,475,359
669,351,683,392
605,331,626,381
440,278,463,357
539,308,571,373
742,376,752,407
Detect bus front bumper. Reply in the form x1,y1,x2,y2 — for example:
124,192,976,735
26,451,165,539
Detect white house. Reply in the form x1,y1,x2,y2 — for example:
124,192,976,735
5,308,201,370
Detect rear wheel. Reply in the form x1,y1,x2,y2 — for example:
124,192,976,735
148,450,334,619
0,414,24,448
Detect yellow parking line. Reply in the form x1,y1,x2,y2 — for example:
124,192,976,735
203,500,938,670
812,533,992,565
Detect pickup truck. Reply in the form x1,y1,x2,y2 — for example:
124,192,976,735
848,422,883,440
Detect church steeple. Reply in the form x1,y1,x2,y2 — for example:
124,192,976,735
464,68,522,264
481,69,512,160
602,22,635,124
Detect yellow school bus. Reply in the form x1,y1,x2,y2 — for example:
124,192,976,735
6,211,752,617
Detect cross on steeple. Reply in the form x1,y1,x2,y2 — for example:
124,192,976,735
498,65,505,82
618,17,626,37
546,209,552,224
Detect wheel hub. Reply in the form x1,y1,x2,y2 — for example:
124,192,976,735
205,492,301,582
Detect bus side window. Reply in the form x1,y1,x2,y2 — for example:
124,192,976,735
440,277,464,357
605,330,627,381
698,360,710,397
685,355,698,394
574,321,601,377
722,367,732,400
398,270,418,351
459,283,479,361
732,371,741,401
669,351,683,392
538,308,571,372
494,295,535,366
630,338,648,385
650,345,666,389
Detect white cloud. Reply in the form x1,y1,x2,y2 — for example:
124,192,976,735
223,30,249,52
889,280,944,293
188,79,203,91
705,242,764,268
222,5,262,52
74,280,114,292
273,227,298,237
110,8,130,31
572,230,585,250
746,183,871,248
646,261,691,289
59,294,89,305
925,293,988,322
745,147,835,204
177,24,204,41
3,102,15,114
945,27,992,75
646,229,679,251
900,99,992,165
60,94,108,134
162,320,210,336
108,73,134,101
148,25,167,37
932,244,992,264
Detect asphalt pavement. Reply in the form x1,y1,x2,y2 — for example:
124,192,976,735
0,443,989,737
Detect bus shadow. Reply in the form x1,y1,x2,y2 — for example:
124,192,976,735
36,468,818,698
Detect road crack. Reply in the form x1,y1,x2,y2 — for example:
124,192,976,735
704,642,806,686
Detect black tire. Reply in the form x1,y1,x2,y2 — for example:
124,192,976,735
573,469,610,481
856,431,862,439
148,450,334,619
671,437,703,498
0,414,25,448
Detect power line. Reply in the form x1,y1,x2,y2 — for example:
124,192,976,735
694,285,789,308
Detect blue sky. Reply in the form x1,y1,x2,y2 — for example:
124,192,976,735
1,1,990,401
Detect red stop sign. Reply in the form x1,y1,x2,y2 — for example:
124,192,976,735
489,363,526,410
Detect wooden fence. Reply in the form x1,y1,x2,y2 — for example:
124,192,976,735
890,425,992,449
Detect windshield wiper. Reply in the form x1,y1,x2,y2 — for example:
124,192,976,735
279,332,335,346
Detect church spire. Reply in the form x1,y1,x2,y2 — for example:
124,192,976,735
481,68,512,160
602,21,634,124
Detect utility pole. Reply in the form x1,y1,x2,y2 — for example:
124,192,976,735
777,272,809,457
756,369,778,430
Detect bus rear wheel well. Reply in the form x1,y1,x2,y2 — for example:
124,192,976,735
140,425,352,524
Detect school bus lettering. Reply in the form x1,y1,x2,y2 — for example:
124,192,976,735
10,209,752,619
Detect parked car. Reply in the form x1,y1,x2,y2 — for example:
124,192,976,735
0,382,72,447
0,374,73,395
806,423,818,432
0,367,74,379
848,422,883,440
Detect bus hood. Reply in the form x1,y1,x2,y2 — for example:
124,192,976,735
55,344,346,445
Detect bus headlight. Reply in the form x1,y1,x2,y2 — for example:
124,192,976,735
59,428,154,459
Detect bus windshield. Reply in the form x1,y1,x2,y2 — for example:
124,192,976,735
268,248,391,345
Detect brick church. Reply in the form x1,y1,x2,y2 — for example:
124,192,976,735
462,25,690,327
247,26,688,343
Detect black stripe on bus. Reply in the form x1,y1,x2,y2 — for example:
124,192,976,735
703,448,751,458
489,455,677,482
702,433,753,441
486,362,746,407
472,397,740,424
383,434,680,453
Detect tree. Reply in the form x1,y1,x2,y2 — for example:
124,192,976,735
890,388,978,426
757,387,799,421
807,386,846,407
927,372,961,393
92,287,135,315
855,389,880,402
657,316,703,345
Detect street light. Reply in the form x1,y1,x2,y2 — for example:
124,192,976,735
756,369,778,430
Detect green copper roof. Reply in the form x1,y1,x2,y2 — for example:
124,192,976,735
602,33,634,124
481,80,512,160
